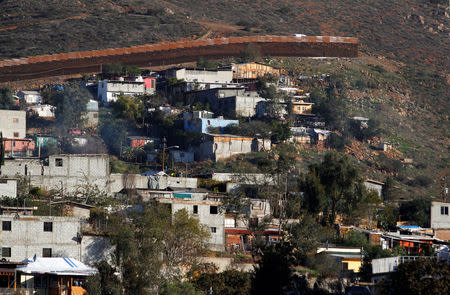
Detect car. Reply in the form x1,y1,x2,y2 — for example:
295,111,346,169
68,128,86,135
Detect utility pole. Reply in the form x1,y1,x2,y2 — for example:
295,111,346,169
162,137,166,172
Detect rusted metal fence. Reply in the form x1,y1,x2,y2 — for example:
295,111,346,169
0,35,358,82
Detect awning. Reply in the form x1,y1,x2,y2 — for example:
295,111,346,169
18,258,97,276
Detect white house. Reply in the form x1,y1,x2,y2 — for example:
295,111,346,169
97,78,155,104
17,91,42,104
0,109,26,138
28,104,56,118
431,201,450,240
0,178,17,198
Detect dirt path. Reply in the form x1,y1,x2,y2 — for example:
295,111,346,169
0,14,91,32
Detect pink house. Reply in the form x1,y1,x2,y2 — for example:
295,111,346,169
3,138,36,157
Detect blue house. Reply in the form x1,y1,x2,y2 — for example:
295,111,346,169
184,117,239,134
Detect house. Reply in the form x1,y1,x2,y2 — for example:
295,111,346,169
166,67,233,84
97,78,154,104
292,100,314,115
156,192,226,251
290,127,313,144
313,129,331,144
0,179,18,198
198,133,271,161
17,257,96,294
0,215,112,265
28,104,55,118
184,115,238,134
350,116,370,128
0,216,83,261
0,110,26,138
127,136,159,148
1,154,110,194
431,201,450,240
212,173,277,193
35,134,57,149
377,142,392,151
84,100,99,127
364,179,384,197
17,90,42,104
317,246,362,273
185,87,265,117
230,62,282,81
2,138,36,157
52,201,94,219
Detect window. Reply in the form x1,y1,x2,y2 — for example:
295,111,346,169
193,205,198,214
12,118,19,123
210,227,217,233
441,206,449,215
55,158,63,167
2,247,11,257
2,221,11,231
93,113,98,118
297,106,300,110
43,222,53,232
210,206,218,214
42,248,52,257
13,132,19,137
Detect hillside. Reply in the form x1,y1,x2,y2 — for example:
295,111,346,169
0,0,448,198
0,0,448,70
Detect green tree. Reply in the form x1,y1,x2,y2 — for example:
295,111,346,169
0,87,15,109
111,95,145,125
51,84,91,130
270,121,291,143
381,259,449,295
399,196,431,227
287,216,322,264
300,169,326,215
192,270,251,295
160,281,201,295
377,205,399,231
100,119,127,156
109,205,210,293
251,241,294,295
303,152,363,224
382,176,395,203
85,261,121,295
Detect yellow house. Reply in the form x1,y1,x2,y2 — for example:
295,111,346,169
317,246,362,273
292,100,314,114
231,62,281,81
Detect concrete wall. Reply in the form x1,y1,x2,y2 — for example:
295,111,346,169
372,257,400,274
29,105,55,118
431,201,450,229
81,235,114,265
174,68,232,84
219,95,265,117
184,118,239,134
0,110,26,138
159,198,225,251
0,216,82,261
0,179,17,198
364,181,383,197
1,155,110,194
98,81,146,103
199,135,270,161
